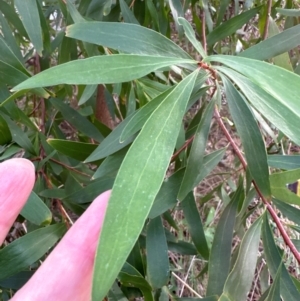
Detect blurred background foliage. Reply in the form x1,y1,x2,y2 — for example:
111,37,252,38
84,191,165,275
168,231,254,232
1,0,300,300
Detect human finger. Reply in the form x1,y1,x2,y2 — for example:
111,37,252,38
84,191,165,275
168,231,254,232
0,158,35,244
11,190,111,301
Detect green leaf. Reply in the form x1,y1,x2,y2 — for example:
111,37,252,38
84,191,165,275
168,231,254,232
0,114,11,144
50,98,103,142
206,6,261,46
0,145,22,160
0,112,36,154
14,0,43,55
213,63,300,146
20,191,52,226
12,55,197,91
216,0,231,26
66,22,191,59
119,0,139,24
270,169,300,206
273,198,300,225
78,85,97,106
265,263,282,301
92,147,129,179
64,177,115,204
206,185,241,296
120,87,174,142
92,70,199,301
146,216,169,289
176,298,218,301
0,37,28,74
240,24,300,61
0,2,25,61
0,224,66,280
150,147,225,218
267,16,292,71
168,240,197,255
119,263,153,301
268,155,300,170
178,97,215,201
178,17,206,58
0,271,33,290
276,8,300,17
86,115,136,162
149,168,185,219
221,216,263,301
66,0,86,23
0,60,29,86
169,0,184,37
221,75,271,198
47,139,98,161
181,192,209,259
262,213,300,301
121,72,208,143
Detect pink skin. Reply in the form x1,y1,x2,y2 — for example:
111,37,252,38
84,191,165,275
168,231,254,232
0,158,110,301
0,158,35,244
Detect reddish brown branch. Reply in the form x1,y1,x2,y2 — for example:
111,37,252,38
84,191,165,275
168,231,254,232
214,106,300,263
171,135,195,162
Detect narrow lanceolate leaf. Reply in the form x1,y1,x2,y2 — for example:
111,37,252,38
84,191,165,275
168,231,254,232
262,213,300,301
14,0,43,56
0,224,66,280
181,192,209,259
0,114,11,145
20,191,52,226
120,87,174,142
119,263,153,301
178,17,206,58
50,98,103,142
146,216,169,289
265,263,282,301
86,114,136,162
206,6,261,46
47,139,98,161
268,155,300,170
92,70,199,301
208,55,300,103
119,0,139,24
0,37,28,74
206,185,240,296
0,113,36,154
221,216,263,301
92,147,129,179
149,148,226,219
267,17,292,71
240,24,300,61
178,97,215,201
12,55,197,91
270,168,300,206
273,198,300,225
214,65,300,146
276,8,300,17
66,22,191,59
221,75,271,199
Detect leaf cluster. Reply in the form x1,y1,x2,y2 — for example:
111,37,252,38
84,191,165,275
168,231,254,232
1,0,300,300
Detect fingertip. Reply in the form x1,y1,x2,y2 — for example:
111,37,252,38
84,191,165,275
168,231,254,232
0,158,35,244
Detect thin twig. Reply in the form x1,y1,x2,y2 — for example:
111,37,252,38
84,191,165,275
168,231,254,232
172,272,202,298
50,158,91,177
214,106,300,264
171,135,195,162
262,0,273,40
